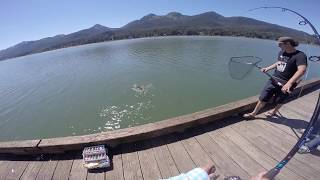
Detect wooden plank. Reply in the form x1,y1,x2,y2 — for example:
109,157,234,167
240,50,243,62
252,119,320,171
0,161,12,180
181,134,223,176
289,97,317,114
36,159,58,180
282,103,313,120
52,156,74,180
222,125,302,180
208,129,266,177
248,120,296,151
165,134,196,173
181,137,216,167
280,90,318,119
235,120,320,174
232,121,320,180
151,138,180,178
69,157,87,180
20,161,43,180
194,132,250,179
265,108,308,140
86,170,104,180
279,105,313,129
136,141,161,180
253,120,300,145
294,90,319,107
105,153,124,180
5,161,29,180
264,112,308,141
180,136,221,177
281,98,312,119
121,144,143,180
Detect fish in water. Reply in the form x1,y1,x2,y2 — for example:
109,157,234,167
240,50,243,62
132,84,145,93
131,83,153,94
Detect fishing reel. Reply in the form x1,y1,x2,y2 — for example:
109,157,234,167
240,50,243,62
297,20,320,62
309,56,320,62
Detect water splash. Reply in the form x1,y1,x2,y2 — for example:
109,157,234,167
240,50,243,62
99,83,155,130
99,101,153,130
131,83,154,96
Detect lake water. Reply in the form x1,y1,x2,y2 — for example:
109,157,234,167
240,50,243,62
0,36,319,141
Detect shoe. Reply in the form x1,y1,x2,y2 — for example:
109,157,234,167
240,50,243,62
242,113,255,119
264,111,276,118
298,145,311,154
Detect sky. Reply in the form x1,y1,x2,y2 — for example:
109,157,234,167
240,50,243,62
0,0,319,50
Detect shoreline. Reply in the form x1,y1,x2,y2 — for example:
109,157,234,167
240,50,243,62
1,35,319,62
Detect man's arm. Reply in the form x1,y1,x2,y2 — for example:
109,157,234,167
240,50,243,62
261,62,278,72
282,65,307,93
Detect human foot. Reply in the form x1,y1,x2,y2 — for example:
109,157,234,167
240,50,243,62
264,111,276,117
243,113,256,119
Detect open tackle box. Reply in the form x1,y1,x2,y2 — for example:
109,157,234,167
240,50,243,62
82,145,110,169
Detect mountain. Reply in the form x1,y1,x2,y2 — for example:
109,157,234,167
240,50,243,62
0,12,316,61
0,24,113,60
122,11,224,30
121,12,311,40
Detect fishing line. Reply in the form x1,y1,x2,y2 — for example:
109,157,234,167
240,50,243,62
295,11,313,98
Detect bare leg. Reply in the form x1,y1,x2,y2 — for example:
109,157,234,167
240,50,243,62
243,100,266,119
251,101,266,116
271,104,282,115
265,104,282,117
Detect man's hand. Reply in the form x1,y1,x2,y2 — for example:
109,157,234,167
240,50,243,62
260,67,269,73
261,62,278,73
281,82,293,93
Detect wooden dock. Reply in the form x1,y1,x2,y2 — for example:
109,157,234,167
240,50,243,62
0,89,320,179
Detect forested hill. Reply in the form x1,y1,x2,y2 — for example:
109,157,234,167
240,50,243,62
0,11,316,61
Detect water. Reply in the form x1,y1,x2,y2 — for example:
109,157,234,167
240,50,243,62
0,36,319,141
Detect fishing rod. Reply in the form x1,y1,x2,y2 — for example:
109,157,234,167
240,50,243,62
249,6,320,61
249,6,320,179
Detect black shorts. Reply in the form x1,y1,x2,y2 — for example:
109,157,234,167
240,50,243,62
259,79,289,104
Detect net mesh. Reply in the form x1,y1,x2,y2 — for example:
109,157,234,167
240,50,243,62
228,56,262,80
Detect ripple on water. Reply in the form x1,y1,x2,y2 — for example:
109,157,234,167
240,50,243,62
99,83,154,130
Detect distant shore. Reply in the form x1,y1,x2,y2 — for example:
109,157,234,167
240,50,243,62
1,34,318,62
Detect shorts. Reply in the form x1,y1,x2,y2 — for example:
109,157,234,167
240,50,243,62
259,79,289,104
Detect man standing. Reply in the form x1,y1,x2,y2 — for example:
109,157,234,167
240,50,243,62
243,37,307,119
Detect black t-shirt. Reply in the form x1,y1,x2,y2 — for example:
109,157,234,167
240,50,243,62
273,50,307,81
